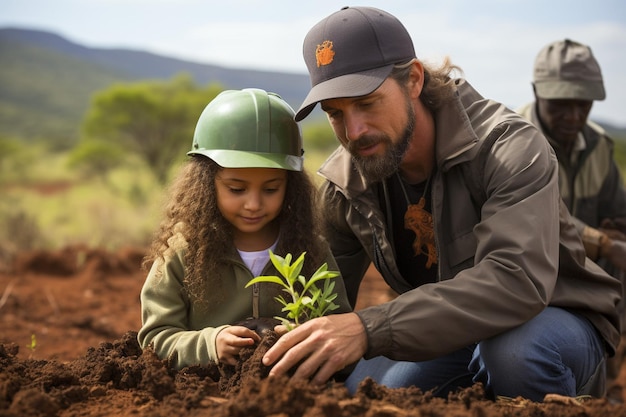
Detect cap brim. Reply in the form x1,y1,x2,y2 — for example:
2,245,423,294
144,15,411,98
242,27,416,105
187,149,303,171
534,80,606,101
295,65,394,121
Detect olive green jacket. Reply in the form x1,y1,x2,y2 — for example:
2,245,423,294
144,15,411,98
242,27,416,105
318,79,621,360
137,235,351,369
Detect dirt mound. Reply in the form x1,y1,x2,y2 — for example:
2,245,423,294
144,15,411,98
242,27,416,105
2,331,626,417
1,246,626,416
11,244,145,276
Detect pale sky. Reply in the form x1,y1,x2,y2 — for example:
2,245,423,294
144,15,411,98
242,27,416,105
2,0,626,126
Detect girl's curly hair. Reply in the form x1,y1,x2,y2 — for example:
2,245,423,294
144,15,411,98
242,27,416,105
143,156,328,305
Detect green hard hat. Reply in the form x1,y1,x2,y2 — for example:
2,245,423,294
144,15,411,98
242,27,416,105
188,88,303,171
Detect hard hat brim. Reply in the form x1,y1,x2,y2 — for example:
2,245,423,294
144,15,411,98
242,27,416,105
188,149,303,171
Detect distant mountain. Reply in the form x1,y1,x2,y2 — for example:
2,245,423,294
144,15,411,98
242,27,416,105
0,27,311,144
0,27,624,145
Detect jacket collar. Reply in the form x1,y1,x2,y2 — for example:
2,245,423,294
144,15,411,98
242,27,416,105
435,79,481,169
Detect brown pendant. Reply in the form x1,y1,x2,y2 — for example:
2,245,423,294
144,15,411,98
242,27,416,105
404,197,437,268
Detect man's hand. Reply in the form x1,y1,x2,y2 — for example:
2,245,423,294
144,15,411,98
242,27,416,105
600,238,626,272
600,218,626,239
216,326,261,365
262,312,367,386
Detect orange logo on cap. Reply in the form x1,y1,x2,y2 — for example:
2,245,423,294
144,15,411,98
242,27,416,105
315,40,335,67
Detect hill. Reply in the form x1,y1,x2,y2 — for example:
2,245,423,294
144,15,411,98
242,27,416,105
0,27,624,145
0,27,311,144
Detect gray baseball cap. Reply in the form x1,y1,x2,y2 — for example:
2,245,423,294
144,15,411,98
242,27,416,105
295,6,416,121
533,39,605,101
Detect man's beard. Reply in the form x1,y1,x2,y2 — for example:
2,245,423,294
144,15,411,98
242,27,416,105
347,102,415,185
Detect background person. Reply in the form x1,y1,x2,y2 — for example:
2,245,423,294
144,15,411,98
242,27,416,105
137,88,351,370
262,6,621,402
517,38,626,378
517,39,626,274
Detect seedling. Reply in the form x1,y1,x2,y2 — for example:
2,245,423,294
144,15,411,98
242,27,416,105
25,334,37,358
245,251,340,330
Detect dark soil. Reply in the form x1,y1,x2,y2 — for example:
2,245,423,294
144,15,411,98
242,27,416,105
1,246,626,416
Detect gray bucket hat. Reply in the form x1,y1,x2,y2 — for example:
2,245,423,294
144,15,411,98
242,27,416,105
533,39,605,101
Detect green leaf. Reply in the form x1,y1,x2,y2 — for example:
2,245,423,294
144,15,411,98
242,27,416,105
302,263,339,292
297,275,307,287
268,251,290,278
286,252,306,285
274,296,289,308
245,275,286,288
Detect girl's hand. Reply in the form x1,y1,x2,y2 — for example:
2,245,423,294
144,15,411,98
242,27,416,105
216,326,261,365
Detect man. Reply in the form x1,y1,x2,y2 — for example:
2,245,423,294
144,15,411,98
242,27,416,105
517,41,626,362
518,40,626,273
262,7,621,401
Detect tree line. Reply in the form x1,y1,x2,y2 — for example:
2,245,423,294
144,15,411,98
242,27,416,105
0,74,623,187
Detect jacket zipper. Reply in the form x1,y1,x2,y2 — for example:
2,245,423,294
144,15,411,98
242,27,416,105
252,283,260,319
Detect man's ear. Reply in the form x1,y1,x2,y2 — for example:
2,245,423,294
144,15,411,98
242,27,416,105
408,60,425,99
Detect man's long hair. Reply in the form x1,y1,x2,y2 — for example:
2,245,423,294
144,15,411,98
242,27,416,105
390,57,462,111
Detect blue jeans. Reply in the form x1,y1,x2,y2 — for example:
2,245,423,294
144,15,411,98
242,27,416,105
344,307,606,402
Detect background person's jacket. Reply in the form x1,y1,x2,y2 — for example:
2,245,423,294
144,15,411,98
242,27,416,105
517,102,626,251
318,79,621,361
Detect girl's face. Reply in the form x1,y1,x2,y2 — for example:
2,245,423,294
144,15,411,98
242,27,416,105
215,167,287,251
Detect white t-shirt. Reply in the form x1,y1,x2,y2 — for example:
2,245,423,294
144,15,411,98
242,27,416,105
238,240,279,277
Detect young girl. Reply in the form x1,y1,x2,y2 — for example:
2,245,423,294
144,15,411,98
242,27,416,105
137,88,352,370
